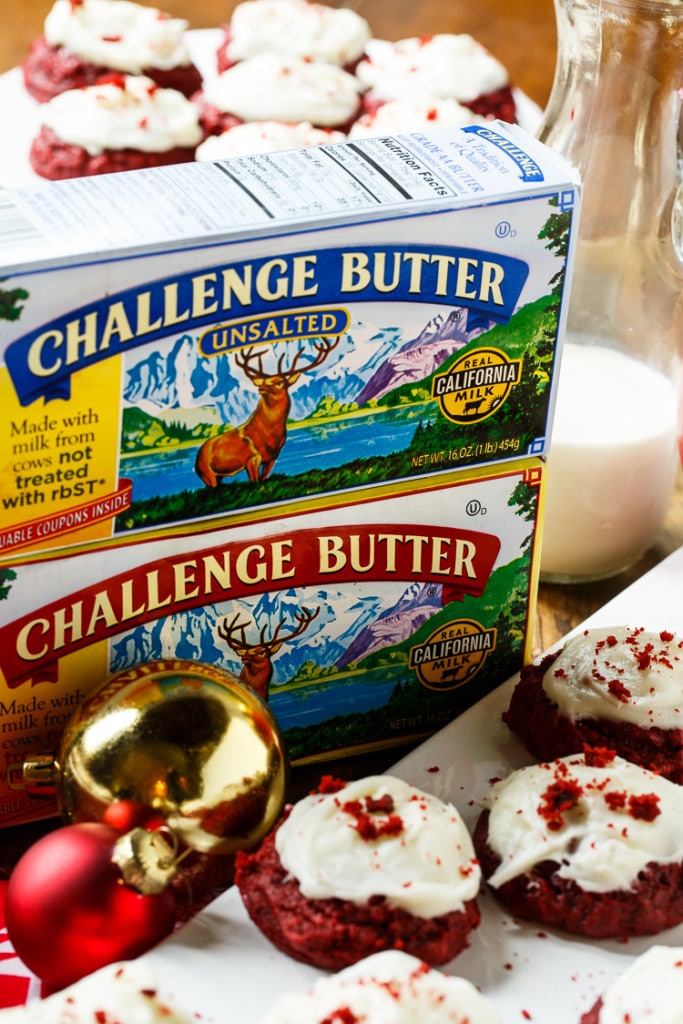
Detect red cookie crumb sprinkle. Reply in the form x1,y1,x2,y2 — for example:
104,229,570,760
604,790,627,811
316,775,347,795
536,757,661,832
607,678,632,702
628,792,660,821
583,746,616,768
537,776,583,831
365,795,395,814
321,1009,359,1024
342,795,405,841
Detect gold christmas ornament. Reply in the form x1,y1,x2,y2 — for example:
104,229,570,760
24,659,288,855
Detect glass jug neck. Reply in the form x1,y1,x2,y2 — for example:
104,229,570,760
538,0,683,162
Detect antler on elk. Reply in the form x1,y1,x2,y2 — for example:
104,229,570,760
217,606,321,700
234,335,340,384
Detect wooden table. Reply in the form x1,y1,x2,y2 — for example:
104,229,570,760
1,0,682,865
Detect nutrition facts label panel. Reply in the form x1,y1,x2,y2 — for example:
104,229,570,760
212,139,459,218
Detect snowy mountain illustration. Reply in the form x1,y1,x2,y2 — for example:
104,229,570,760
124,333,255,422
122,306,487,424
355,308,486,405
336,582,443,669
109,581,443,686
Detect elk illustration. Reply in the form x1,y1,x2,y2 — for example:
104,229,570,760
217,606,320,701
195,336,340,487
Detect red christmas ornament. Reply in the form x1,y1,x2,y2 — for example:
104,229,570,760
5,822,177,992
102,798,166,833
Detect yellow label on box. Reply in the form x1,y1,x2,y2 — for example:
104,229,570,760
2,356,125,554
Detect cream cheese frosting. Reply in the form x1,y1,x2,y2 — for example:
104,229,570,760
348,96,484,138
196,120,344,160
202,54,362,126
225,0,371,66
594,945,683,1024
356,35,509,103
40,75,203,155
263,950,502,1024
0,961,194,1023
44,0,194,73
482,753,683,892
543,626,683,730
274,774,481,918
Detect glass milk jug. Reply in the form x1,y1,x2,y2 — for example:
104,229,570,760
537,0,683,582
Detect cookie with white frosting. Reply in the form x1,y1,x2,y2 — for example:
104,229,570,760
355,35,516,124
263,949,501,1024
348,96,485,139
473,751,683,938
196,54,362,135
216,0,371,74
234,774,481,971
579,945,683,1023
29,74,203,180
503,626,683,782
22,0,202,103
195,120,344,161
0,961,194,1023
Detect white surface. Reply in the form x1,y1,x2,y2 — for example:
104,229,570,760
0,29,542,188
0,67,42,187
139,544,683,1023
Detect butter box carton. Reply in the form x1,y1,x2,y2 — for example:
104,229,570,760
0,122,579,562
0,457,544,827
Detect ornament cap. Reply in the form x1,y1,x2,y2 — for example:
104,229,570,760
112,827,178,895
22,752,58,796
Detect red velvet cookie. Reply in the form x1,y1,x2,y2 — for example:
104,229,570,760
23,0,202,104
235,775,481,970
196,55,362,136
503,626,683,782
473,752,683,939
30,125,198,180
195,121,345,161
263,950,502,1023
29,75,202,180
578,946,683,1023
23,35,202,104
215,0,371,75
355,35,517,124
